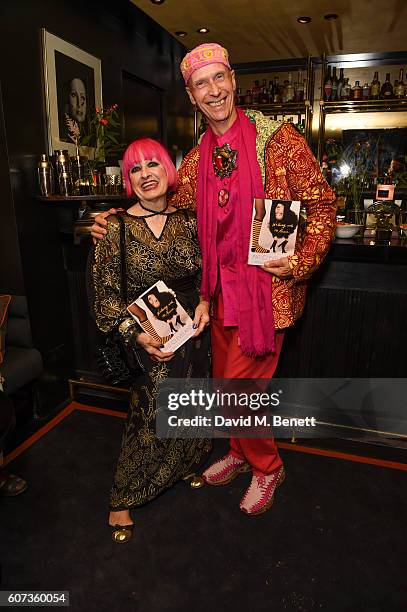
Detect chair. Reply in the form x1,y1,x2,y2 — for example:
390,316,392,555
1,296,43,416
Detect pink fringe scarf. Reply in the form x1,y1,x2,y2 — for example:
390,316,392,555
197,108,275,357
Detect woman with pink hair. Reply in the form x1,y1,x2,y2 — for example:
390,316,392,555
92,138,210,543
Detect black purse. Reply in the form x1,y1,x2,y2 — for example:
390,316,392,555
94,214,146,385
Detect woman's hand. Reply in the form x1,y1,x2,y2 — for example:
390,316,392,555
192,300,210,337
135,332,174,362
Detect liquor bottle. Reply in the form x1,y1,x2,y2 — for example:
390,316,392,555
340,78,350,100
273,76,280,102
395,68,405,98
331,67,338,101
294,70,302,102
324,65,333,101
337,68,345,100
244,89,253,105
279,80,285,102
281,80,288,103
352,80,363,100
235,87,242,105
296,77,304,102
380,73,393,98
259,84,269,104
252,79,261,104
370,71,380,99
268,80,274,102
286,72,295,102
362,82,371,99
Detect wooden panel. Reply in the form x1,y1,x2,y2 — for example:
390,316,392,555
122,71,163,143
277,285,407,377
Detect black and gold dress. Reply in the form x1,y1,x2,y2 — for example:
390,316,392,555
93,209,211,510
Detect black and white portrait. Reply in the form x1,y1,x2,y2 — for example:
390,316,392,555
42,30,102,155
55,51,96,142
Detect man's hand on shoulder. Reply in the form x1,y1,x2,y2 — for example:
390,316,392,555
261,256,293,279
91,208,121,243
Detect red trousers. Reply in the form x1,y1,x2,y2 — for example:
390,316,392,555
211,293,284,475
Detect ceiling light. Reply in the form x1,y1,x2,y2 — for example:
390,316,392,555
297,16,311,24
197,27,210,34
324,13,339,20
175,31,188,37
150,0,166,5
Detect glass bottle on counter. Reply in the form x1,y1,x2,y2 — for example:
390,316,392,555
259,83,269,104
296,76,305,102
268,80,274,102
235,87,242,105
252,80,261,104
37,154,54,196
324,65,333,101
380,73,393,98
352,80,363,100
278,80,285,102
340,78,351,100
331,67,338,101
273,76,280,102
54,150,73,196
395,68,405,98
337,68,344,100
362,82,371,99
370,71,380,99
244,89,253,105
286,72,295,102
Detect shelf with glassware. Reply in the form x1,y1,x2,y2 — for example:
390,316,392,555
317,53,407,161
193,56,315,145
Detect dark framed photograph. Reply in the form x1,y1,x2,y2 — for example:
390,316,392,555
42,29,102,155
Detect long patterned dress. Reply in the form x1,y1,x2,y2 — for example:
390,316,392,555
93,209,211,510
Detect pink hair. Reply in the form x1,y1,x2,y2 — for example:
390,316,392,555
122,138,178,198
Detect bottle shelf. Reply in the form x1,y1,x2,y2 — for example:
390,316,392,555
320,98,407,113
236,102,309,114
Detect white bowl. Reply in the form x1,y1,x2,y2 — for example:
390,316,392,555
335,224,363,238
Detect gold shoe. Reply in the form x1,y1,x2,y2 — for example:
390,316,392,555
110,523,134,543
183,473,205,489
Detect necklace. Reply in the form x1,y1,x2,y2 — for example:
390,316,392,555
137,200,169,217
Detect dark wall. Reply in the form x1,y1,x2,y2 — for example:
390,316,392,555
0,82,25,294
0,0,193,404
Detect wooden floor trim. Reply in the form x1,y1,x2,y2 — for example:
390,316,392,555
4,401,407,472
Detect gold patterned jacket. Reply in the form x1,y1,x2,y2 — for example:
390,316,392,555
170,112,337,330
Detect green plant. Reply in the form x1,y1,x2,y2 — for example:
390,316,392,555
80,104,126,168
334,139,378,215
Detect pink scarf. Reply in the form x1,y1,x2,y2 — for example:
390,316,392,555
197,108,275,357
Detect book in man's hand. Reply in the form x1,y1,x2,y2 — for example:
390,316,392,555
248,198,300,265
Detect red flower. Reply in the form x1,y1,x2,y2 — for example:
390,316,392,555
100,118,108,126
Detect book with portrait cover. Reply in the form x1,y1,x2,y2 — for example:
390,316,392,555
127,280,195,352
248,198,301,265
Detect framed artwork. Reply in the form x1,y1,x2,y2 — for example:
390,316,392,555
42,29,102,155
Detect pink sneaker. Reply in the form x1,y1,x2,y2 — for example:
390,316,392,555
202,453,251,486
239,465,285,515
